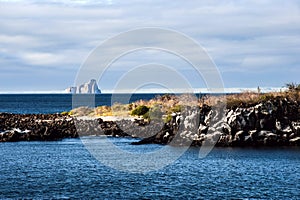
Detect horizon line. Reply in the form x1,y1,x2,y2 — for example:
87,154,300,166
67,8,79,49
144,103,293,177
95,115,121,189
0,87,286,94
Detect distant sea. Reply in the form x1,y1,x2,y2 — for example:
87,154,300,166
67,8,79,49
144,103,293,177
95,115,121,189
0,93,187,114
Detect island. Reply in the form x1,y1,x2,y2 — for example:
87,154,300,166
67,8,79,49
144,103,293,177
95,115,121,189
0,84,299,147
65,79,101,94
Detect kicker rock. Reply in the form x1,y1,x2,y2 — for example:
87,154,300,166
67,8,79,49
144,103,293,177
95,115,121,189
65,86,77,93
65,79,101,94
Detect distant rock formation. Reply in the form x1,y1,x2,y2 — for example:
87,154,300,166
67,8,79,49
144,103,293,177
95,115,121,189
65,79,101,94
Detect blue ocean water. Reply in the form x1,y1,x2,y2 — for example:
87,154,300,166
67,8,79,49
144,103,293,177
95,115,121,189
0,94,299,199
0,138,299,199
0,94,170,114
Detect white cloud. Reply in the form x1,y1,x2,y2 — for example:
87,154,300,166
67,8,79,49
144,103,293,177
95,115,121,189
0,0,299,91
21,52,63,65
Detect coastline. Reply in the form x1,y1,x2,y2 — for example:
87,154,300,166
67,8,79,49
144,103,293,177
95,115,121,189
1,90,299,147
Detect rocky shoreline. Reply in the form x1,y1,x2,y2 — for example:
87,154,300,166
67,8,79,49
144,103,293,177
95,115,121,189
0,113,77,142
0,97,299,147
0,113,162,142
133,97,300,147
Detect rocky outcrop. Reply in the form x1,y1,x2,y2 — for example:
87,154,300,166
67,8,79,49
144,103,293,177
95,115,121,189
65,79,101,94
74,118,128,137
133,97,300,147
0,113,77,142
0,113,148,142
0,97,299,147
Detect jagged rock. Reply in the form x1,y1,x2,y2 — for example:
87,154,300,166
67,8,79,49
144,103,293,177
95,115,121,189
0,97,299,147
198,123,208,134
65,79,101,94
133,97,299,147
289,137,300,145
0,113,77,142
291,122,300,135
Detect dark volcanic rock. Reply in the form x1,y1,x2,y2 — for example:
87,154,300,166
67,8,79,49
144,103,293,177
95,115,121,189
132,97,300,147
1,97,299,147
0,113,78,142
0,113,144,142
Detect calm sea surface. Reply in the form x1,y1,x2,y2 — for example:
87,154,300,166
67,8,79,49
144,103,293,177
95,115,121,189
0,94,167,114
0,94,299,199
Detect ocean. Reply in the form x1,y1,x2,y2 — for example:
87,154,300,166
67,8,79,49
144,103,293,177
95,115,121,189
0,93,169,114
0,94,299,199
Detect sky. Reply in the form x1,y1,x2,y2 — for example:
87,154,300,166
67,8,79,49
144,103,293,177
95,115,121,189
0,0,299,92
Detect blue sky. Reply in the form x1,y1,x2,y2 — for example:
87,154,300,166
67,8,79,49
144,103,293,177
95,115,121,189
0,0,299,92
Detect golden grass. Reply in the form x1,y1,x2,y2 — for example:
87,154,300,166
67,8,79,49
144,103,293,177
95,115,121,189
66,89,300,117
204,90,300,108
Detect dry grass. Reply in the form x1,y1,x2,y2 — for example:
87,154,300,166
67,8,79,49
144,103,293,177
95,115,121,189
69,107,94,117
67,87,300,117
203,90,300,108
94,106,112,116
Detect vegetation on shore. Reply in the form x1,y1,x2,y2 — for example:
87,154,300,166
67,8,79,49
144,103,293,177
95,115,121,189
2,83,299,144
65,83,300,122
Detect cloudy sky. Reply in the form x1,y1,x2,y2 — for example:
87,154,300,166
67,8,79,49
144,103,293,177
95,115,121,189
0,0,299,92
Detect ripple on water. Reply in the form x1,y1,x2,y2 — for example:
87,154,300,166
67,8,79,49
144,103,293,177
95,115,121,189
0,139,299,199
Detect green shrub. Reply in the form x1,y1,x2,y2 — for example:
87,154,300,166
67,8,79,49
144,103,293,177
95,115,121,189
61,111,69,115
131,105,149,116
170,105,182,113
148,104,164,121
68,110,74,115
142,112,150,120
164,114,173,123
259,94,274,102
226,99,243,109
